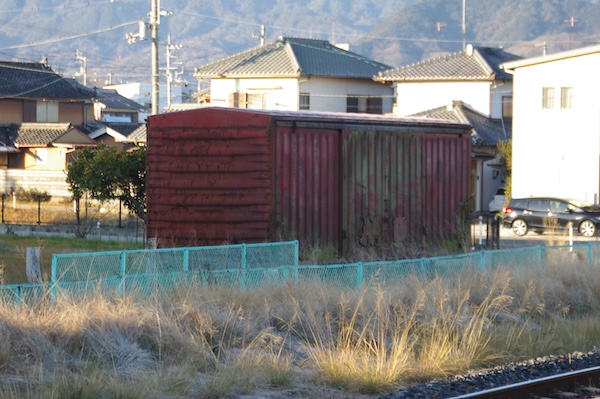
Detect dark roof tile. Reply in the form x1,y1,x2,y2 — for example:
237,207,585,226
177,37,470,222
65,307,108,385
194,37,390,79
0,61,96,100
376,45,522,82
411,101,510,146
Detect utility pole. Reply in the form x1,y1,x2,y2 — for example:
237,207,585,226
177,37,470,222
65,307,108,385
164,35,183,109
150,0,159,115
127,0,170,115
75,50,87,86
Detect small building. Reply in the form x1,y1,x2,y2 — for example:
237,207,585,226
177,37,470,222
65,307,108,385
0,61,98,198
193,37,395,114
146,107,472,255
502,44,600,203
410,101,510,212
375,44,520,212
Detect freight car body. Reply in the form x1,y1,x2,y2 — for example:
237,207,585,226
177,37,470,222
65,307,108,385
146,107,472,255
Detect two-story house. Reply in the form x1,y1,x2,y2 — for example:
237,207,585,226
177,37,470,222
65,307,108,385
502,44,600,204
193,36,394,114
375,44,521,212
0,61,98,198
86,88,147,148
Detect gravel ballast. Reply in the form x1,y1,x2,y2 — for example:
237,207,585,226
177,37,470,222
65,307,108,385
378,350,600,399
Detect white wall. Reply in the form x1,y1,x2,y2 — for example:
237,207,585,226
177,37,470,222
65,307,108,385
209,77,394,113
210,78,300,110
395,81,493,117
511,52,600,203
490,81,513,120
299,77,394,113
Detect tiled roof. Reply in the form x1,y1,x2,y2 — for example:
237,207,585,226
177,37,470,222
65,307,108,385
0,61,96,100
375,44,522,82
13,123,73,146
96,89,145,110
194,37,391,79
127,124,146,144
105,122,145,138
411,101,510,146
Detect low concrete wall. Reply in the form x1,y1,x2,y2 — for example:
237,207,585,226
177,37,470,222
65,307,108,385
0,223,145,243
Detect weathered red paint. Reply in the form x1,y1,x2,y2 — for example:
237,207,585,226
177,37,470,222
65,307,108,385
147,107,471,254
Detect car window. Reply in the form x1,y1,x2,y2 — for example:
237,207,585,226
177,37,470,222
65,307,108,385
529,199,549,212
549,200,569,213
496,188,505,196
510,199,528,209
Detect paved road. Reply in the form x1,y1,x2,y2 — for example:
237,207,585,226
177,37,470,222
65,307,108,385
472,222,600,249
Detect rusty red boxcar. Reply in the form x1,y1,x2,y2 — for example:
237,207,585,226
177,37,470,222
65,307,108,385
146,107,471,255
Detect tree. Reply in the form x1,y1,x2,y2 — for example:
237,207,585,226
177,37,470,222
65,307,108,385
67,145,146,223
497,139,512,201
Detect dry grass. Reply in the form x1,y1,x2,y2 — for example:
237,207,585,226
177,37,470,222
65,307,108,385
1,250,600,397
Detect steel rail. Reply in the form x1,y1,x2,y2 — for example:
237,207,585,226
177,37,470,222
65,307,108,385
446,365,600,399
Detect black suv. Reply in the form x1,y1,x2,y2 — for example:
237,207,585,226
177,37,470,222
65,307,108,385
502,197,600,237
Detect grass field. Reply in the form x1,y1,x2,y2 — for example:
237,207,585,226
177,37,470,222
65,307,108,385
0,235,143,284
1,234,600,398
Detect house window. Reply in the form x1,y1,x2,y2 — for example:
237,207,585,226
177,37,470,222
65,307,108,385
246,93,265,109
542,87,554,109
561,87,573,109
502,96,513,119
299,93,310,110
346,96,384,114
229,92,247,108
366,97,383,114
34,148,47,166
36,101,59,122
347,96,359,113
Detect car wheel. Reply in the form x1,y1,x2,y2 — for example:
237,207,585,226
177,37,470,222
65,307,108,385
512,219,528,236
579,220,596,237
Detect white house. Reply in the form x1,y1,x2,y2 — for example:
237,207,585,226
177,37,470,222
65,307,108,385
502,44,600,204
375,44,521,212
374,44,520,120
193,37,394,114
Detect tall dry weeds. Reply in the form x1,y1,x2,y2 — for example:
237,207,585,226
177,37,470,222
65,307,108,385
0,254,600,397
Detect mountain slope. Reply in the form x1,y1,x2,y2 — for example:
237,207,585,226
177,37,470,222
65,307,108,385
0,0,597,88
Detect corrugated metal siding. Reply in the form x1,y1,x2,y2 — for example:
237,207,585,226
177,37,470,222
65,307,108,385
147,125,274,246
274,126,340,250
147,107,472,253
341,129,471,254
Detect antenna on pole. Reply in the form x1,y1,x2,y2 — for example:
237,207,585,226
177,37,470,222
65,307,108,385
565,16,577,50
253,25,266,46
436,22,446,56
462,0,467,50
534,42,547,56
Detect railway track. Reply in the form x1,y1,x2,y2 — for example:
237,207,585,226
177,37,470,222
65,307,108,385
447,366,600,399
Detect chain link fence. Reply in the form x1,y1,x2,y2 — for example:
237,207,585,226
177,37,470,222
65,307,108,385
1,241,599,305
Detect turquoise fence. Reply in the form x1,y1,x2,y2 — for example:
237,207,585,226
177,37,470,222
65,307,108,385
2,241,600,305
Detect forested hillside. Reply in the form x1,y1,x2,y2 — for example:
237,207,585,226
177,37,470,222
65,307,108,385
0,0,597,88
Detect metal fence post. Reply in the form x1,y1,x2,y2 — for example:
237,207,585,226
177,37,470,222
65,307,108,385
119,251,127,296
36,195,41,225
241,244,247,290
356,262,364,289
183,248,189,273
51,254,57,305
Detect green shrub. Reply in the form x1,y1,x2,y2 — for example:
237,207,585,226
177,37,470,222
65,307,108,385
15,188,51,202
